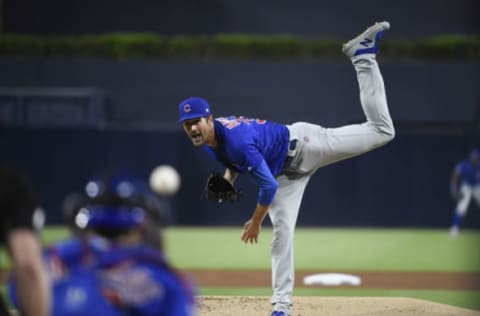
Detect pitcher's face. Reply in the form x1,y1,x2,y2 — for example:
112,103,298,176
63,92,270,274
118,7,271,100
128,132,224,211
182,116,213,147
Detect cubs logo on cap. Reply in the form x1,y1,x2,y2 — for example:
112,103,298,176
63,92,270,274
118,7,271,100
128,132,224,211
177,97,211,123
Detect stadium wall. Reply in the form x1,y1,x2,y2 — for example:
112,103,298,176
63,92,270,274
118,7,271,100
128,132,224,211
1,126,479,228
0,59,478,126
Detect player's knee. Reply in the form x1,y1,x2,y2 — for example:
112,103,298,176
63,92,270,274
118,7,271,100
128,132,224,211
380,119,395,141
383,126,395,143
379,131,394,147
371,123,395,146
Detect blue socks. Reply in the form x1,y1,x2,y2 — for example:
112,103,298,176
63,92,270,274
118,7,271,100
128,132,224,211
451,211,463,228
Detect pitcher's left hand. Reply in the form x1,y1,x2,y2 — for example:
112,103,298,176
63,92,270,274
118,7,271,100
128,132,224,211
241,219,261,244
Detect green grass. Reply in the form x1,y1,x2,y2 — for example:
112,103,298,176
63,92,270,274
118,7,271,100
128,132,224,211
8,226,479,273
40,226,70,246
162,227,480,272
294,228,480,272
28,226,480,273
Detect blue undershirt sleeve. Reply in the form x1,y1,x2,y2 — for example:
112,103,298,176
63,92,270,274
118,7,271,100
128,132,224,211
248,160,278,206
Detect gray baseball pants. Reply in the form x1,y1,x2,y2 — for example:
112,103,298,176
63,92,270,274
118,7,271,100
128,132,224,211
269,56,395,311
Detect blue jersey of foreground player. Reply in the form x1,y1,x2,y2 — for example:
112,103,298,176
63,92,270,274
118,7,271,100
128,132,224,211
455,159,480,186
203,116,289,205
9,237,195,316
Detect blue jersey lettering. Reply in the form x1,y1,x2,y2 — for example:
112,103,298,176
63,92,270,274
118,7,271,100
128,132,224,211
204,116,289,176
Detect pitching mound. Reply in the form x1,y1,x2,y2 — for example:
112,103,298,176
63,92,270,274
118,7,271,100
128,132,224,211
198,296,480,316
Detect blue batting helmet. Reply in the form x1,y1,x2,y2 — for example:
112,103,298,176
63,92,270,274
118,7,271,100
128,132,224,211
75,169,151,235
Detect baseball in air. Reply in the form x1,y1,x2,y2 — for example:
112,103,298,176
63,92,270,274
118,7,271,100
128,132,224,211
149,165,181,196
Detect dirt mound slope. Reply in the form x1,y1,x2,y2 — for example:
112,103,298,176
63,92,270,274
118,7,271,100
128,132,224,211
198,296,480,316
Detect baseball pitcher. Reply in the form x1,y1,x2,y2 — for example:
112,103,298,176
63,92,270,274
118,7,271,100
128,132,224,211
177,21,394,316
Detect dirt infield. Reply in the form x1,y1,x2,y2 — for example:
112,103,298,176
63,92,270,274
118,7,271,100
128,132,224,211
198,296,480,316
2,268,480,290
185,269,480,290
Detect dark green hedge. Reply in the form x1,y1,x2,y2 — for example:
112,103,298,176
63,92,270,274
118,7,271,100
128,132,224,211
0,33,478,60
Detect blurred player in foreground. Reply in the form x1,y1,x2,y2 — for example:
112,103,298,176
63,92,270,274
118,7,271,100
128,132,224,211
9,170,196,316
0,165,51,316
177,21,395,316
62,168,174,248
449,148,480,237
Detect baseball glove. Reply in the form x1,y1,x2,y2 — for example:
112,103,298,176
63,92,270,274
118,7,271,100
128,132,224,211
202,171,242,203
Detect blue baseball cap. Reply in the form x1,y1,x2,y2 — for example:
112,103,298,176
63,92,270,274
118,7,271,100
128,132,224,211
177,97,212,123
